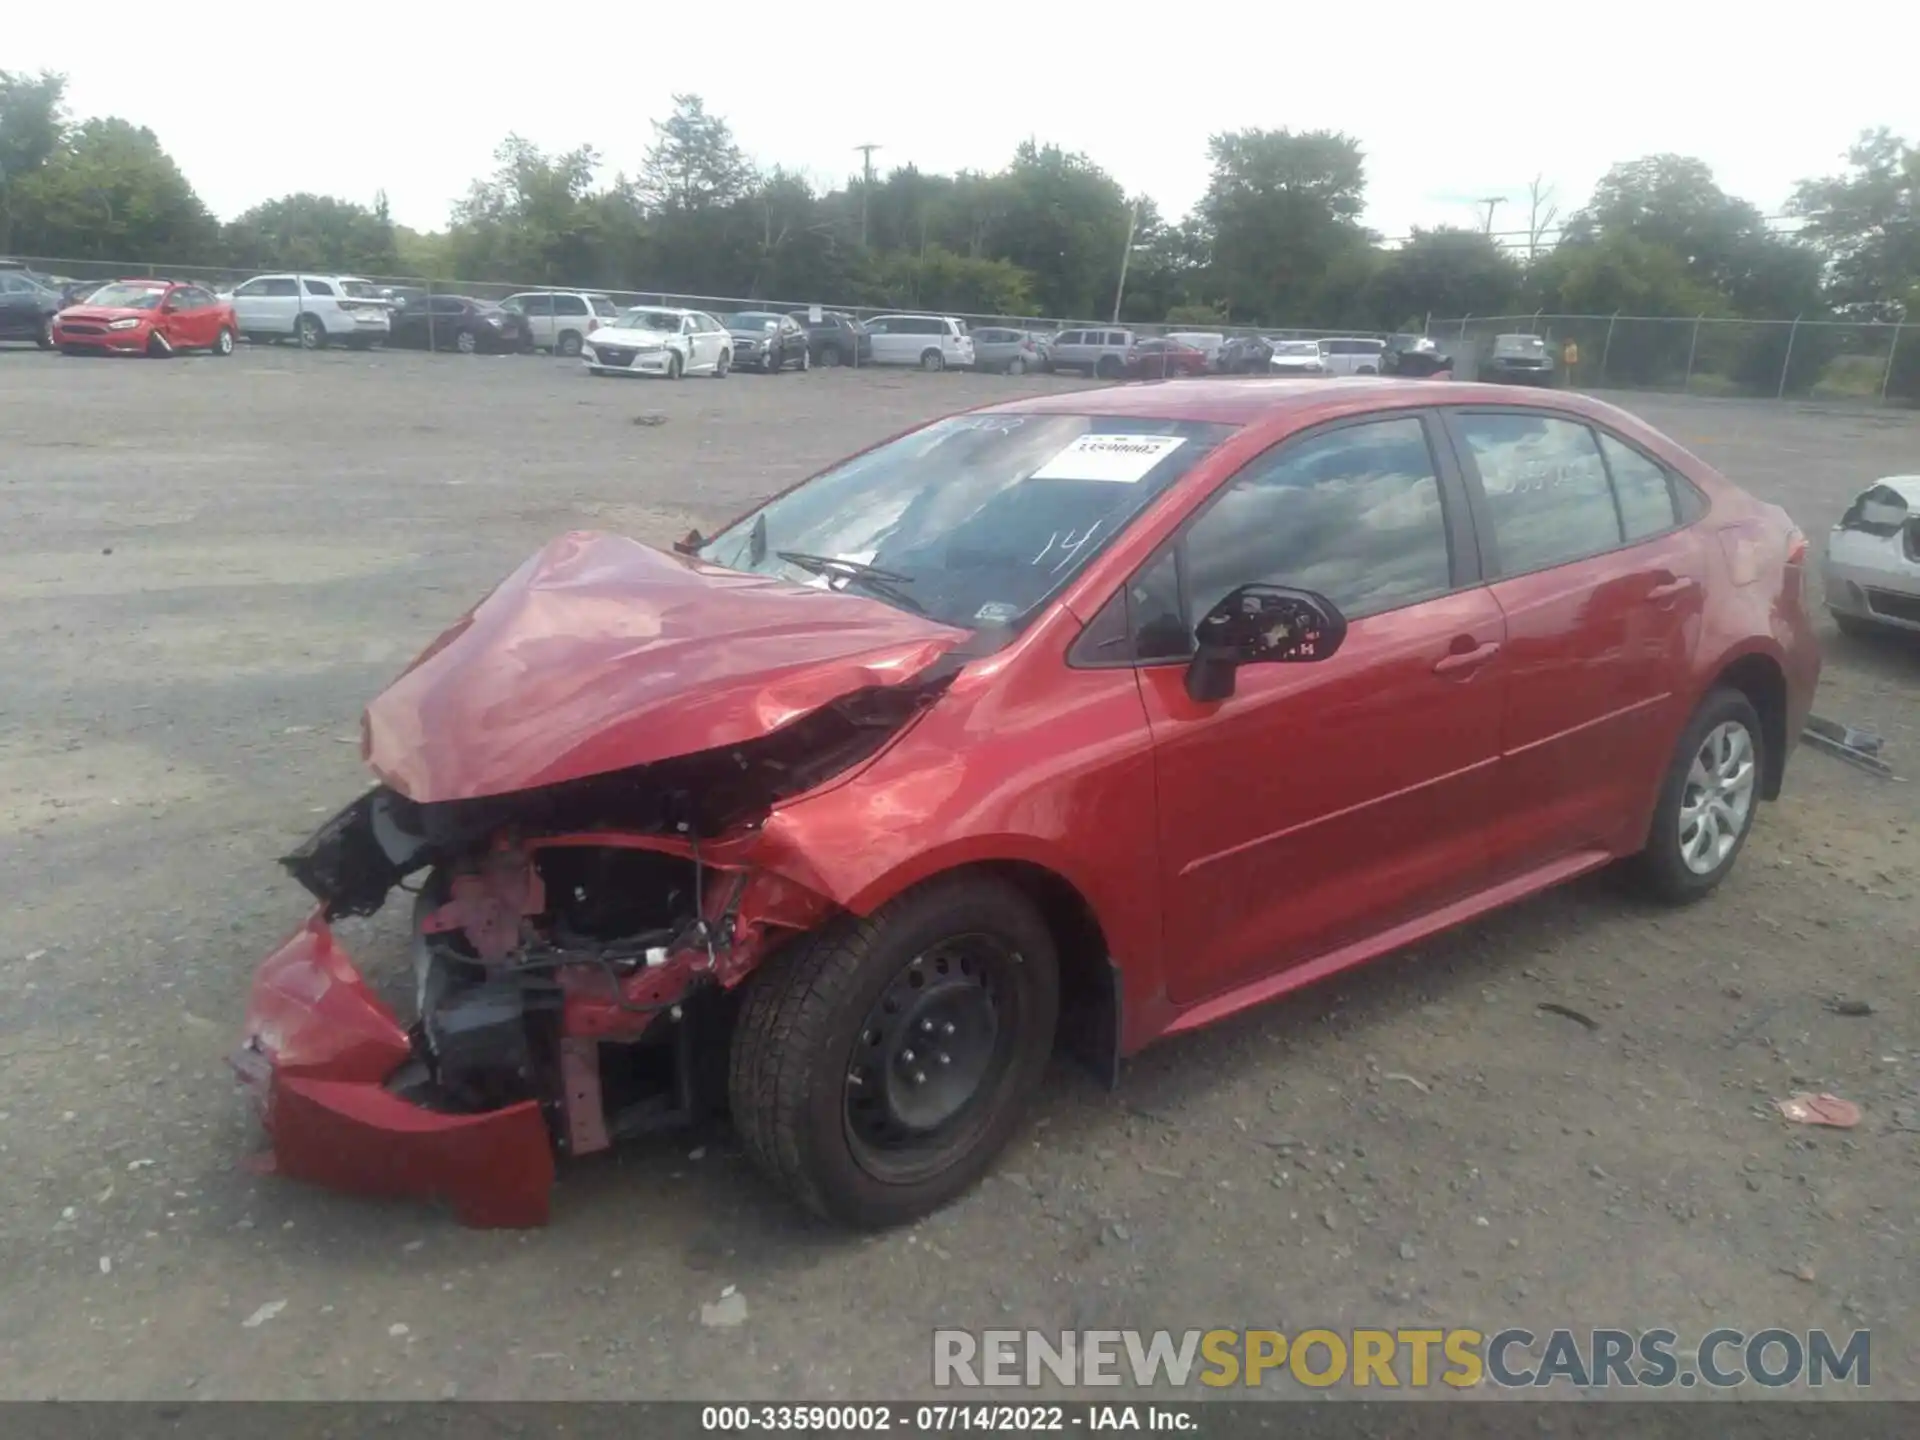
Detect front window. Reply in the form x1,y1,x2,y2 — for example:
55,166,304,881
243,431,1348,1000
1277,342,1321,357
619,308,683,333
83,283,168,310
699,414,1238,631
726,313,780,330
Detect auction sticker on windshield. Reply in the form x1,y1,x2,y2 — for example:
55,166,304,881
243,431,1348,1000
1031,434,1187,484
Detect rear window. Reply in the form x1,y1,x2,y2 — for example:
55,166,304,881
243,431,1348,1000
302,278,336,296
590,296,619,317
339,280,382,299
1495,335,1547,355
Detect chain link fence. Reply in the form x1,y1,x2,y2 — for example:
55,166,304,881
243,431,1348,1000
1429,312,1914,405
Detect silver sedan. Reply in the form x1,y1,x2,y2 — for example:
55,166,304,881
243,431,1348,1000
1822,475,1920,636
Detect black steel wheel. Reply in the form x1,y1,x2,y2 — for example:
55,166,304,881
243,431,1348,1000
729,874,1058,1227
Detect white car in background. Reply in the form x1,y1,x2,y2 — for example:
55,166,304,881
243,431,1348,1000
225,273,391,349
861,314,975,370
581,305,733,379
500,290,621,356
1823,476,1920,638
1269,339,1328,375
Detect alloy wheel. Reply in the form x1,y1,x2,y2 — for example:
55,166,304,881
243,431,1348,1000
1678,720,1756,875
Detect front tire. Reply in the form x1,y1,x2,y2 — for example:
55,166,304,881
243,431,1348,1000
665,350,683,380
1630,688,1764,903
38,316,55,350
713,348,730,378
729,874,1059,1228
1007,356,1027,375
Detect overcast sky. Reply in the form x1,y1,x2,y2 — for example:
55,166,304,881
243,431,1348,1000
14,2,1907,242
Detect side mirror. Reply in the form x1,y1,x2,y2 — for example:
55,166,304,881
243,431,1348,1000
672,528,705,557
1184,585,1347,702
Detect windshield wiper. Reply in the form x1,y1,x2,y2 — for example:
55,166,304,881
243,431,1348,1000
775,550,926,614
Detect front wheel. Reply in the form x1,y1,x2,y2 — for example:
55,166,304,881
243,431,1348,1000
1007,356,1027,375
713,348,730,378
729,874,1059,1228
38,316,55,350
1629,688,1764,903
212,327,235,357
665,350,683,380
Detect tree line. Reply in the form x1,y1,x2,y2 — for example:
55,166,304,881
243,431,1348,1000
3,71,1917,393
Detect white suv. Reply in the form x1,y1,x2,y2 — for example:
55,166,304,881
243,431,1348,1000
226,274,392,349
500,291,621,356
862,314,975,370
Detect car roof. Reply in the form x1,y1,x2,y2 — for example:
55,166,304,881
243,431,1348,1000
976,376,1642,430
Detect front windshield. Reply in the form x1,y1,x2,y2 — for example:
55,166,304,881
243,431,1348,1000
699,413,1237,631
84,283,168,310
1277,342,1320,356
725,312,779,329
618,308,683,332
1497,335,1546,354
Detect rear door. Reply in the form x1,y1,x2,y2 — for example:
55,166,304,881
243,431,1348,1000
1131,412,1506,1005
1442,407,1708,875
551,294,591,351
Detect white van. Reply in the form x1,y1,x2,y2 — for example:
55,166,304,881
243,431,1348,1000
227,274,392,349
1317,336,1388,376
500,291,622,356
861,314,975,370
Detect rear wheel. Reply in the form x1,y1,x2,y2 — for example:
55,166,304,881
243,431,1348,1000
1095,356,1122,379
556,330,583,358
919,348,945,372
1007,356,1027,375
454,328,478,355
729,874,1059,1228
1630,689,1763,903
295,313,326,350
212,327,235,357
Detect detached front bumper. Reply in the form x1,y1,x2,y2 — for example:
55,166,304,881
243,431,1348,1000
231,910,555,1228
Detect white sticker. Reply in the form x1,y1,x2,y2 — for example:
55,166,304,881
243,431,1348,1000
1031,434,1187,484
974,601,1021,623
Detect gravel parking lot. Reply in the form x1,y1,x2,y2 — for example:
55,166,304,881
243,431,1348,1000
2,347,1916,1400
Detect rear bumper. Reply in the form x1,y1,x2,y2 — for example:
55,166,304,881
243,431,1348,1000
1824,537,1920,631
231,911,554,1227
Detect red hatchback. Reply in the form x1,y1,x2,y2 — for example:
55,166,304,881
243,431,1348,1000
54,279,238,357
235,378,1819,1229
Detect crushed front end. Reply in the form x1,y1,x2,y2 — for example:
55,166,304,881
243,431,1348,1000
231,685,936,1226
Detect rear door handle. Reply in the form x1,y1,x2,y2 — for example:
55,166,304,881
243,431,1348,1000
1646,576,1699,604
1434,641,1501,675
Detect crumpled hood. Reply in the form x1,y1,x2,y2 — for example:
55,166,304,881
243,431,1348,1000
364,531,969,804
59,304,150,322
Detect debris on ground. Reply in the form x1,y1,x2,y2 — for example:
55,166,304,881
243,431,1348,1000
240,1300,287,1329
700,1291,748,1328
1774,1093,1863,1128
1824,997,1876,1017
1538,1002,1600,1031
632,413,668,427
1801,714,1898,779
1382,1072,1431,1093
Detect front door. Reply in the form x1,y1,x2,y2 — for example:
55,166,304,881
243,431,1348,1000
1133,413,1508,1005
1441,409,1707,876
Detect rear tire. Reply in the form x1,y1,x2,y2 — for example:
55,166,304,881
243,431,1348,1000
1007,356,1027,375
295,313,326,350
1629,688,1764,904
557,330,583,358
212,327,235,357
729,873,1059,1228
920,348,945,372
454,328,478,355
1095,356,1122,379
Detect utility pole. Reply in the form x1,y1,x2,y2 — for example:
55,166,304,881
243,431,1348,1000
1111,199,1141,323
1475,196,1506,235
853,143,881,247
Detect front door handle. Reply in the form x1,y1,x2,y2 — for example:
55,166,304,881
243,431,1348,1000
1434,640,1501,675
1646,576,1699,604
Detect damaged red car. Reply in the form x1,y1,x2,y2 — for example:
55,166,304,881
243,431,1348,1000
236,379,1820,1229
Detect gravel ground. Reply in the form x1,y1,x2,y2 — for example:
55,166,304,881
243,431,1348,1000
1,346,1915,1401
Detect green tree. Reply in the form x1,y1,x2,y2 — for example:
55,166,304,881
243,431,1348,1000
638,95,753,212
1365,227,1519,327
224,192,399,273
1791,129,1920,319
11,117,218,262
446,135,607,283
0,69,67,252
981,142,1130,318
857,244,1033,316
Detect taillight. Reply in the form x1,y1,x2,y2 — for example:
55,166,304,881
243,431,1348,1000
587,318,600,333
1785,527,1809,565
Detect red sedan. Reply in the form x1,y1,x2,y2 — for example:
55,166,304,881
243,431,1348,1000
236,379,1819,1229
1125,336,1209,379
53,279,237,357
